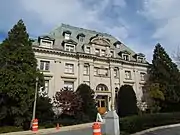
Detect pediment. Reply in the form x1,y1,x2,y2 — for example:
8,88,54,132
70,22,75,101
90,36,110,46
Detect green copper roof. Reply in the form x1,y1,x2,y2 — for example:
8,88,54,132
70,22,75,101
33,23,146,62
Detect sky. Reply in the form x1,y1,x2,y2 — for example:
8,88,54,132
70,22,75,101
0,0,180,62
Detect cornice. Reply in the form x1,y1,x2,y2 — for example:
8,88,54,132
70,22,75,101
32,46,149,68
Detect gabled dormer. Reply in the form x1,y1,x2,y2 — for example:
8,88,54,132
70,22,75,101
62,39,77,52
134,53,145,63
113,41,122,49
77,33,85,42
38,35,55,49
62,30,71,40
118,50,131,61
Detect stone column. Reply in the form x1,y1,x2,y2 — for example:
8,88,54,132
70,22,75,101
78,61,83,86
89,63,94,89
134,69,139,96
109,66,115,110
119,66,123,87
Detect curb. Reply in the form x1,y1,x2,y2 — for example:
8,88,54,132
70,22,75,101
0,122,94,135
131,123,180,135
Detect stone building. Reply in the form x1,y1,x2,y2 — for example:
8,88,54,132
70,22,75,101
32,24,149,111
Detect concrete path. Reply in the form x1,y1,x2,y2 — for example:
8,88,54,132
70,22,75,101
142,126,180,135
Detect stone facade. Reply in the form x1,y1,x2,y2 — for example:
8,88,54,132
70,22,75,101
32,24,149,111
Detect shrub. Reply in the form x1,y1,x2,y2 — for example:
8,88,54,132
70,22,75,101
76,84,97,122
120,112,180,134
117,85,138,117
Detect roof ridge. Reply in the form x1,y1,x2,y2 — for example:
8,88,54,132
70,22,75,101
60,23,113,37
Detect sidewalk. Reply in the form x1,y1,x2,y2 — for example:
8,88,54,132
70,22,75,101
0,122,94,135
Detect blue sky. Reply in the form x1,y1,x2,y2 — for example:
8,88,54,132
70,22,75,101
0,0,180,62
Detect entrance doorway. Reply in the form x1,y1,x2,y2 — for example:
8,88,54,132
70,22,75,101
96,95,108,114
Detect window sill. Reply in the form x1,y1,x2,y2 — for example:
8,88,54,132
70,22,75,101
64,72,74,75
83,74,89,76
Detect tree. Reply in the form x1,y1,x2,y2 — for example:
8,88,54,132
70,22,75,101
117,85,138,117
53,88,83,117
146,43,180,112
0,20,44,127
76,84,97,122
36,95,54,124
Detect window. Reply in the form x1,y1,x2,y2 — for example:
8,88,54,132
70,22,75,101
114,68,118,78
95,48,100,56
64,81,74,90
44,80,49,94
65,44,75,52
94,67,98,76
79,36,84,42
40,60,50,71
122,54,129,61
140,72,146,81
85,46,91,54
65,63,74,73
125,71,131,79
110,51,114,57
101,49,106,56
65,33,70,39
99,68,108,76
83,64,89,75
138,57,144,63
116,44,120,49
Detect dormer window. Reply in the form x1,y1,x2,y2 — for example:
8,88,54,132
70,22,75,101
134,53,145,63
65,44,75,52
122,54,130,61
38,36,55,49
77,33,85,42
113,41,122,49
65,33,70,40
85,46,91,54
62,30,71,40
116,44,120,49
119,50,131,61
110,50,114,57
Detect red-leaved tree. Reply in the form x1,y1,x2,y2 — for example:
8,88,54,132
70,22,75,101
53,88,83,116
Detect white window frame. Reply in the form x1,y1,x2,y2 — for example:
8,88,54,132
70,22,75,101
85,46,91,54
64,81,74,90
95,48,100,56
94,67,99,76
114,68,118,78
110,50,114,57
65,63,74,74
64,33,70,40
65,44,75,52
40,60,50,71
140,72,146,81
101,49,106,56
40,39,53,48
122,54,130,61
116,44,120,48
79,36,84,42
125,71,131,79
83,64,89,75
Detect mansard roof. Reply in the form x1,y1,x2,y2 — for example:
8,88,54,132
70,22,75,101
33,23,147,62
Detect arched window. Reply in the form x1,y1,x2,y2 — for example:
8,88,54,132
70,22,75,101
96,84,108,91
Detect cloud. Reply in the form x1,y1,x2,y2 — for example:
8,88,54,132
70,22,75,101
1,0,153,62
140,0,180,53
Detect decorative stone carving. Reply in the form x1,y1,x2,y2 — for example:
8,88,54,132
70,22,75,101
90,37,110,46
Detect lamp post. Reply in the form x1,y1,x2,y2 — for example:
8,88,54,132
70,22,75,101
30,77,39,128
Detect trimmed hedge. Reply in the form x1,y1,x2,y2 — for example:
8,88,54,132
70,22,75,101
120,112,180,134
